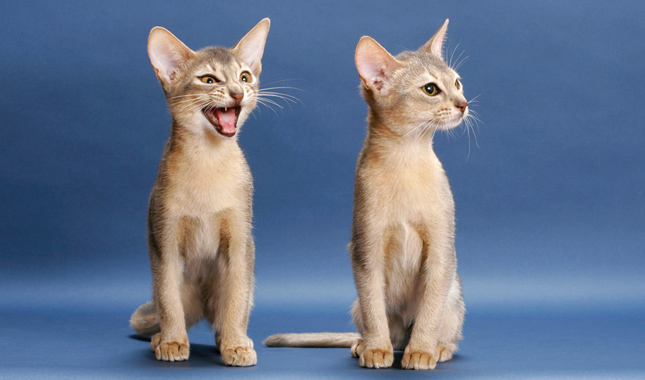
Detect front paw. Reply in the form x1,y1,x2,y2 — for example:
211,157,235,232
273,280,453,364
359,347,394,369
220,339,257,367
151,333,190,362
401,348,436,370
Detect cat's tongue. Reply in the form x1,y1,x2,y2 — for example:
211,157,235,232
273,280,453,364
215,108,237,135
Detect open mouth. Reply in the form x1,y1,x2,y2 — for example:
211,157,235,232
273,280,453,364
202,106,241,138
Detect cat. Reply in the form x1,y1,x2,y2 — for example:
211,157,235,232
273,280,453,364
129,18,270,366
264,19,468,370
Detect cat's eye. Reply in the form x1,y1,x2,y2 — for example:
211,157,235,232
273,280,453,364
455,79,462,90
423,83,440,96
239,71,252,83
200,75,219,84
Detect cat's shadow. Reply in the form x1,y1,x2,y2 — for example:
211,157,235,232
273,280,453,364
130,334,464,370
129,334,227,367
389,351,463,370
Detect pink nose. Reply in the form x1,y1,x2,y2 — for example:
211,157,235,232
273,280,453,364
231,92,243,102
456,101,468,112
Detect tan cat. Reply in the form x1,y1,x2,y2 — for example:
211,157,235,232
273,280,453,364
264,19,468,370
129,18,270,366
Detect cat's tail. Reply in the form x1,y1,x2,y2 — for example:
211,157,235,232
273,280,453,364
263,332,361,348
130,301,160,337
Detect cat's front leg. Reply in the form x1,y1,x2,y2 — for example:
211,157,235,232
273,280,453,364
401,225,455,370
212,210,257,367
350,223,394,369
149,220,190,362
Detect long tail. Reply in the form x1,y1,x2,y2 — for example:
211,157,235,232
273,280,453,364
130,301,160,337
263,332,361,348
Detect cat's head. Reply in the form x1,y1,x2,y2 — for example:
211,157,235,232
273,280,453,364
147,18,270,139
355,19,468,136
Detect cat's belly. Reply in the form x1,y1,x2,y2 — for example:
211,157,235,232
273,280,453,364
178,213,222,259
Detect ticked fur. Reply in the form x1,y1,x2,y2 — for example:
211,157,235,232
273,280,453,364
264,19,468,371
129,19,270,367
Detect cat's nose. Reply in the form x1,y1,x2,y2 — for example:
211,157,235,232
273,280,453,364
230,92,244,103
456,101,468,113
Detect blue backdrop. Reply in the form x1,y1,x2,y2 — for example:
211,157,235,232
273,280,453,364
1,1,643,379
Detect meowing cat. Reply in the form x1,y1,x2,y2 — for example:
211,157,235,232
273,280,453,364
129,18,270,366
264,19,469,370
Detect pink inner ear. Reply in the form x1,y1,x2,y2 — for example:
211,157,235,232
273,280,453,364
234,20,270,75
148,28,194,85
355,38,398,93
152,49,181,82
369,69,387,91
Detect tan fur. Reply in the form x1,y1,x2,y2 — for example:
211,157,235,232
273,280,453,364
264,19,467,371
263,333,361,348
129,19,271,367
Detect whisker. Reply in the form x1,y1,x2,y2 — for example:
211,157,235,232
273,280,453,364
468,94,482,104
448,42,461,68
259,79,304,87
257,92,302,105
260,86,304,92
453,56,469,71
254,96,285,110
168,94,205,101
176,98,212,114
252,98,281,116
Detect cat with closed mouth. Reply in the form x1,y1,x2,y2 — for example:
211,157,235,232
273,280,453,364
265,19,471,371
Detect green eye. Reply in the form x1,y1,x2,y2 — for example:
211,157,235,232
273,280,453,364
200,75,217,84
455,79,462,90
423,83,439,96
240,71,252,83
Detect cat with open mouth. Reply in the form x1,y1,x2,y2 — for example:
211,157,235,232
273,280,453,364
130,18,270,367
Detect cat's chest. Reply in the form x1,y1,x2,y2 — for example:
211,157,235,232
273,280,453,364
364,153,453,221
164,146,251,216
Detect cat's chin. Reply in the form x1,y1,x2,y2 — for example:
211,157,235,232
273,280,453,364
438,113,467,131
202,107,241,138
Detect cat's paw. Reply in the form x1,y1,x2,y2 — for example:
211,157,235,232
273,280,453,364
350,338,364,358
401,348,436,370
220,345,257,367
150,332,190,362
436,342,457,362
359,347,394,369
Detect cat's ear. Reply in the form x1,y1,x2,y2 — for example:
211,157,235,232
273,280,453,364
232,18,270,76
148,27,195,88
355,36,402,95
420,19,449,59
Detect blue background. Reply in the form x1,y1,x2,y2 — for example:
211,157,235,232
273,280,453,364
1,0,643,379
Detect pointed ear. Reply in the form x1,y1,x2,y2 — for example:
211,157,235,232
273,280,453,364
232,18,270,76
147,27,195,88
355,36,401,95
420,19,449,59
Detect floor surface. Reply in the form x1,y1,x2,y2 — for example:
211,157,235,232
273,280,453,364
2,298,643,379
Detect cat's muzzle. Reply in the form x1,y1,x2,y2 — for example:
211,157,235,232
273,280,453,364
202,106,241,138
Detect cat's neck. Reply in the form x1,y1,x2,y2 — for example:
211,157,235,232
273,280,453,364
168,120,239,159
366,111,435,151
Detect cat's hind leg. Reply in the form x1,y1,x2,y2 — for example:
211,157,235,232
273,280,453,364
350,300,365,358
